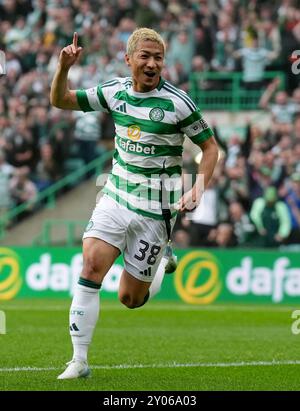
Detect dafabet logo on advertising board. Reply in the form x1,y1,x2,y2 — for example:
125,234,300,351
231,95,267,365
175,251,222,304
0,248,22,301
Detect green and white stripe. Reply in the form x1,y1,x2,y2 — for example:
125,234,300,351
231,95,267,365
76,87,108,112
115,124,183,146
76,77,214,218
109,163,182,203
103,179,179,220
113,90,175,111
116,135,182,157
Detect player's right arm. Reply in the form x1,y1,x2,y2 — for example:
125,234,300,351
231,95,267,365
50,32,83,110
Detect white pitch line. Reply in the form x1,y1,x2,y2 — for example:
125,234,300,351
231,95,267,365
0,306,69,311
92,360,300,370
0,304,298,313
1,360,300,373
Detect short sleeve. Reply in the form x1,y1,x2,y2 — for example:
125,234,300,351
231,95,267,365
178,108,214,144
76,85,109,113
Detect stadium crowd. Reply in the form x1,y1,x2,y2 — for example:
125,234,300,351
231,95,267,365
1,0,300,247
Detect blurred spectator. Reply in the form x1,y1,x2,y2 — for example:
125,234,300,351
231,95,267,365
9,166,38,219
0,0,27,24
74,111,102,165
173,229,190,249
283,172,300,244
100,112,116,151
211,12,237,72
4,117,38,171
247,148,285,203
48,113,74,169
114,0,134,26
259,77,300,123
250,186,291,247
0,150,14,218
207,223,237,248
278,2,300,91
258,18,281,58
228,201,256,246
193,26,214,64
189,55,213,95
172,61,189,91
34,142,62,191
134,0,158,28
220,156,250,211
167,30,194,75
232,34,278,89
28,105,52,145
186,175,220,247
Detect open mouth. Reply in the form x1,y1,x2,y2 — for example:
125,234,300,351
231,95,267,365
144,72,156,78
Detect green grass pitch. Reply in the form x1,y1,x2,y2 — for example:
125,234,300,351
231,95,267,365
0,298,300,391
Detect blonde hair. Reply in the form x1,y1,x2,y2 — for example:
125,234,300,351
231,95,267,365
126,28,166,56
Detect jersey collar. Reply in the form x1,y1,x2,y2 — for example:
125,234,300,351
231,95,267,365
156,77,165,91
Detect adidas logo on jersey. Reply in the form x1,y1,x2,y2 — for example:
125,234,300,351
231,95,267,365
115,103,127,113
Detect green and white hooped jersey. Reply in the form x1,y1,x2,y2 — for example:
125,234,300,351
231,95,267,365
76,77,214,220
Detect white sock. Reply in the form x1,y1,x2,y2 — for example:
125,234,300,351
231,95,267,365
149,256,168,299
69,283,100,362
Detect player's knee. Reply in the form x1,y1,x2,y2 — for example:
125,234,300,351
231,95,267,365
119,293,143,309
81,256,100,279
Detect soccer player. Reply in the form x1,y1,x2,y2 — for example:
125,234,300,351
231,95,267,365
50,28,218,379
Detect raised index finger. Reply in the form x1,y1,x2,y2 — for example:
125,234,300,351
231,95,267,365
73,32,78,49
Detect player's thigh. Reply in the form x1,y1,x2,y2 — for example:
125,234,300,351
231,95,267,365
123,216,174,283
82,237,120,284
83,194,128,252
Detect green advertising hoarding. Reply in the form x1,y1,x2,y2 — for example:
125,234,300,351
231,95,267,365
0,247,300,304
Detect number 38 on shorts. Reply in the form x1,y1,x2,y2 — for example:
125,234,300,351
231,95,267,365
83,194,176,283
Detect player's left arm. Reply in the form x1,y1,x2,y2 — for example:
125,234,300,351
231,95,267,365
178,136,219,212
176,93,219,212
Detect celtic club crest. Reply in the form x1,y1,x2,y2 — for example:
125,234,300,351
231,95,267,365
149,107,164,122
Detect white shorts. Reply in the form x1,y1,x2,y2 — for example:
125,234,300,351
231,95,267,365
83,194,176,282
